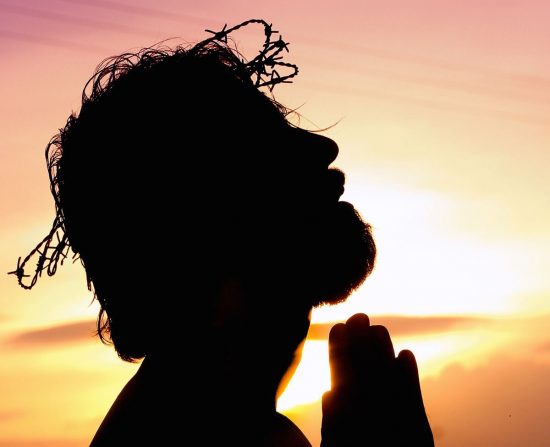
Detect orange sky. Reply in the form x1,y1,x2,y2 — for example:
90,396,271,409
1,1,549,446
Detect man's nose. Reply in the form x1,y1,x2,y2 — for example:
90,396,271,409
314,133,339,167
295,128,339,167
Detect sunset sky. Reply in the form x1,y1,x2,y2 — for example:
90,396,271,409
1,1,549,445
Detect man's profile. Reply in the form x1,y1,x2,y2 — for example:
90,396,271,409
11,20,434,446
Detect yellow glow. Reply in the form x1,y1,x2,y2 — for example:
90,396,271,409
279,309,550,417
278,326,510,412
277,341,330,411
313,182,544,321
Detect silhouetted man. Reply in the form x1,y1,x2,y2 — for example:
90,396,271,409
12,20,434,446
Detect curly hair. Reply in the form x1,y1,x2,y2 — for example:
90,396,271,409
13,21,376,363
39,33,296,361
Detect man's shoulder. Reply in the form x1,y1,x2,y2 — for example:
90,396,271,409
261,412,312,447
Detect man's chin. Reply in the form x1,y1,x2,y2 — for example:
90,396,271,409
308,200,376,306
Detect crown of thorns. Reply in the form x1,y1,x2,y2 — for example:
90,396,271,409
9,19,298,290
203,19,298,90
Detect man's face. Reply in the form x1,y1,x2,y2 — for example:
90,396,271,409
262,125,376,308
238,124,376,393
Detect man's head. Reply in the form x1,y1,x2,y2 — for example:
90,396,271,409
15,23,376,365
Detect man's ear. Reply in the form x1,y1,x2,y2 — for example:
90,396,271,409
210,276,246,329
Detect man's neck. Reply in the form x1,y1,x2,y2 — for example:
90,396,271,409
136,340,279,414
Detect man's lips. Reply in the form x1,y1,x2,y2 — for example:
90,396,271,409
327,168,345,201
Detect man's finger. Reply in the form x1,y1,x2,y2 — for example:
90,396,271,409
396,350,430,421
396,349,422,399
396,349,435,446
368,325,395,363
328,323,350,390
345,313,371,387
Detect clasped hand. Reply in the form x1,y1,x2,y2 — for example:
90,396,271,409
322,313,434,446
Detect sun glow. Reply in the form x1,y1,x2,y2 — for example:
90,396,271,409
278,326,498,413
277,340,330,411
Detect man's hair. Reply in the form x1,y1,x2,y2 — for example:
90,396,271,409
13,21,376,362
54,40,301,361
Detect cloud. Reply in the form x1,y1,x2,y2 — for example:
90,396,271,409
7,315,486,348
0,439,83,447
7,315,491,347
0,410,24,422
307,315,485,340
6,320,96,347
422,356,550,447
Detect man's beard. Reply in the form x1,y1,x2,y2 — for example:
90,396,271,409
258,199,376,308
237,189,376,309
301,200,376,306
